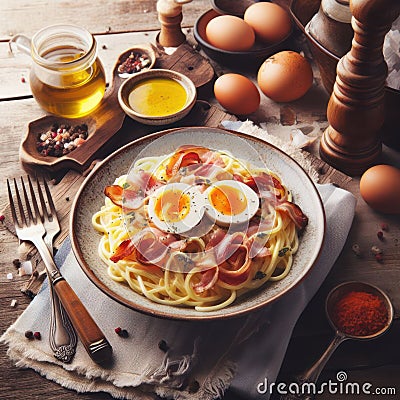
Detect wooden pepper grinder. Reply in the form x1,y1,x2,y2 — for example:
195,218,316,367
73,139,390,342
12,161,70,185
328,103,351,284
319,0,400,176
157,0,192,48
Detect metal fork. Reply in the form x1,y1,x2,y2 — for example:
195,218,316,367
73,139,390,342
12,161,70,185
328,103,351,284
7,176,113,364
34,177,77,363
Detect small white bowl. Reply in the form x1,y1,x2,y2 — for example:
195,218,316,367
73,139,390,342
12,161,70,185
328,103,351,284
118,69,197,125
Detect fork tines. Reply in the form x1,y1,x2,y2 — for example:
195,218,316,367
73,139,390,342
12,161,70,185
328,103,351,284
7,176,54,227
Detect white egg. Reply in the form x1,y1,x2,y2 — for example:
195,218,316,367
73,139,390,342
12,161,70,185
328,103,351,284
204,180,259,226
147,183,206,235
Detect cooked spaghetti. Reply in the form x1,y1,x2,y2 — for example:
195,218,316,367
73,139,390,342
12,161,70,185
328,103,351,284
92,145,308,311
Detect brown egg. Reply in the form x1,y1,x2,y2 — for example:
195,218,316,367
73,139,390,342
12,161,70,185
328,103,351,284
360,164,400,214
205,15,255,52
257,51,313,102
214,73,260,115
244,2,292,44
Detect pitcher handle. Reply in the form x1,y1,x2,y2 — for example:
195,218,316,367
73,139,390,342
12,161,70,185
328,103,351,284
9,34,32,56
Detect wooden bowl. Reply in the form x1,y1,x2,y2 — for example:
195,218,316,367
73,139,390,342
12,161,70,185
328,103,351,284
193,9,293,68
290,0,400,150
118,69,197,126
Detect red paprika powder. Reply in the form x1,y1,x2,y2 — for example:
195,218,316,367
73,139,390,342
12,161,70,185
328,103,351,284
332,291,388,336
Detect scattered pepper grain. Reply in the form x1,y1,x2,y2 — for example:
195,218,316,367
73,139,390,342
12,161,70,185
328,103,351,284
158,339,169,352
33,331,41,340
380,223,388,231
25,330,34,339
351,244,361,257
377,231,384,240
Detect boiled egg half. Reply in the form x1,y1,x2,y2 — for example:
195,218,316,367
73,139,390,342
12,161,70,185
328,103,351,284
204,180,259,226
147,183,206,234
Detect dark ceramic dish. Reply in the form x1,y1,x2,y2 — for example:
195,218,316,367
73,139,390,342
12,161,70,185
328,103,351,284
194,8,293,68
290,0,400,150
210,0,265,17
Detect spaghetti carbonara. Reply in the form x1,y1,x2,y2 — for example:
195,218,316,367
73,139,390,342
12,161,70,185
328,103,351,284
92,145,308,311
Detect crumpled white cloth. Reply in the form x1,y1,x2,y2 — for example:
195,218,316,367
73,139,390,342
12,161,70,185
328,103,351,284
0,182,356,400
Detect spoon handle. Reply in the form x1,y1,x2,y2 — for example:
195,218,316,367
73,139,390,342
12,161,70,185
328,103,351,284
280,333,347,400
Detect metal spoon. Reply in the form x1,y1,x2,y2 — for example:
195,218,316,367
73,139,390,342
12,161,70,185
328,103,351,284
280,281,394,400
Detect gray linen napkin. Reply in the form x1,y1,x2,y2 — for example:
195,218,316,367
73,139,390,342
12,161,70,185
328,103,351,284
0,183,356,400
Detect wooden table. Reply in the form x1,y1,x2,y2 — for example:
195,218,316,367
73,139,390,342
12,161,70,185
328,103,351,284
1,1,399,399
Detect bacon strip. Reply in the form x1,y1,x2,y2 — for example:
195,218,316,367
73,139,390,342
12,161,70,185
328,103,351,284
193,267,219,294
218,245,252,286
276,201,308,230
110,227,181,264
165,148,204,178
104,171,164,210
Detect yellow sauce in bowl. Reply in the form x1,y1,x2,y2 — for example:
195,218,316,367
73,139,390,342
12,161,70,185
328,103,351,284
128,77,187,117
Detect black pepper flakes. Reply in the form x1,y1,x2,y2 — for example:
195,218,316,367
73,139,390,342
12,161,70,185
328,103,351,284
13,259,21,269
253,270,266,280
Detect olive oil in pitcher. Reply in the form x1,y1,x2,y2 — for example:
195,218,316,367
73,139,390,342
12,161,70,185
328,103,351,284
19,25,106,118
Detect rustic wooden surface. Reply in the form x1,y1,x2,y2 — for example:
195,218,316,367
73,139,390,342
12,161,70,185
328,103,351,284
1,1,399,399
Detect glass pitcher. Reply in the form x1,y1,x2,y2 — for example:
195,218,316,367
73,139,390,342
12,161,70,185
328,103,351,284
9,24,106,118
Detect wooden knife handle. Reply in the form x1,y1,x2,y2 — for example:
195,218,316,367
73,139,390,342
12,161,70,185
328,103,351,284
53,279,113,364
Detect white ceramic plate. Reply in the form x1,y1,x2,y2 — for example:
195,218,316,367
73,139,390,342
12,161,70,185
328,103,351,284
71,127,325,320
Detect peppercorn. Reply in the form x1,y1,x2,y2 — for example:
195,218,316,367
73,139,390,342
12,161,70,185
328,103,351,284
114,327,129,338
114,327,122,335
118,52,150,74
158,339,169,352
21,76,26,83
351,244,361,257
380,222,389,231
0,215,5,223
377,231,384,240
12,259,21,269
34,331,41,340
375,253,384,263
36,123,89,157
25,330,34,340
120,329,129,338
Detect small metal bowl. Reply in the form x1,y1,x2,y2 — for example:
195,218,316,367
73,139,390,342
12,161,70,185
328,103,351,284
326,281,393,339
194,9,293,68
118,69,197,126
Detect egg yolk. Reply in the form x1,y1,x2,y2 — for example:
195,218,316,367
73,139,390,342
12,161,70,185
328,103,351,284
154,189,190,222
208,185,247,216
